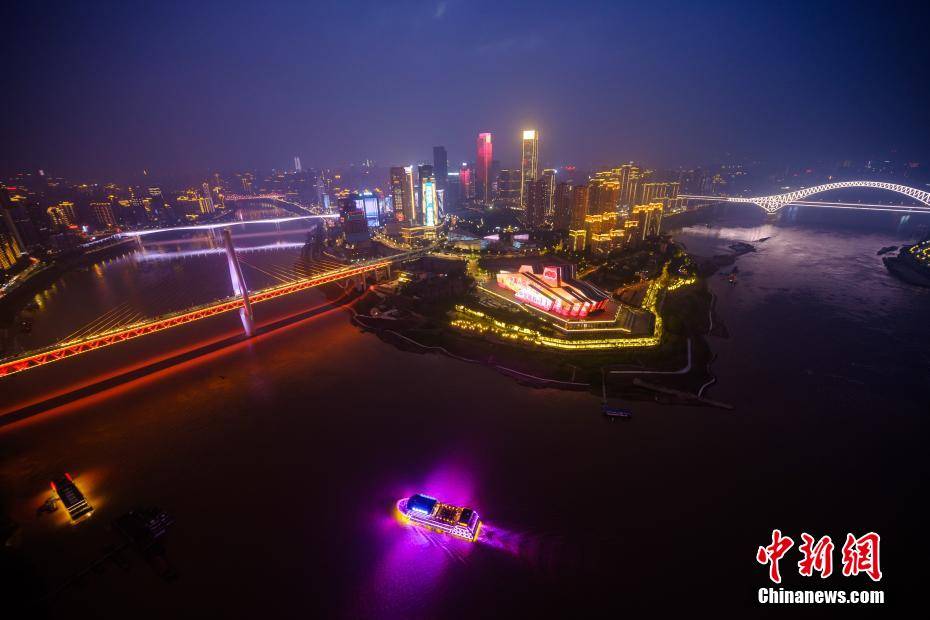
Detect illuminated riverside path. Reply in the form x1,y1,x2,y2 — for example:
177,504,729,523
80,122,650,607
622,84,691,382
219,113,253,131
682,180,930,214
0,219,425,378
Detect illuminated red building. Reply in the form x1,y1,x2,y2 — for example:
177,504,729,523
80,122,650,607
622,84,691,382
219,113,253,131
459,164,474,200
476,132,492,202
495,265,609,317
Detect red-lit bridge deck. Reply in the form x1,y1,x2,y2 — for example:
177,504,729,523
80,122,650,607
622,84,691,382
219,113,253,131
0,254,414,378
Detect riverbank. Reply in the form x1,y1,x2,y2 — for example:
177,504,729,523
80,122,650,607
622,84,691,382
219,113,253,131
350,269,725,406
0,238,139,348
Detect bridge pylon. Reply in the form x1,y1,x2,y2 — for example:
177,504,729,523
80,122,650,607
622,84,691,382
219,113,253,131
222,229,255,337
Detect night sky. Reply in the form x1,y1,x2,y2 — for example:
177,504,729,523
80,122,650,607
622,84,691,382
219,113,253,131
4,0,929,181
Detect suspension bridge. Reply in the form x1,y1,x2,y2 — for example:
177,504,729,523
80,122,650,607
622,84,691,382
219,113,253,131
682,180,930,214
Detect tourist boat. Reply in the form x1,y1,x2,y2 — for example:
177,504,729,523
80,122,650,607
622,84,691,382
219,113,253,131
396,493,481,541
50,473,93,523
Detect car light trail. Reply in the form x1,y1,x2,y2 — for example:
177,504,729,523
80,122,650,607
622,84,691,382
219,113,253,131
135,242,307,261
120,214,338,237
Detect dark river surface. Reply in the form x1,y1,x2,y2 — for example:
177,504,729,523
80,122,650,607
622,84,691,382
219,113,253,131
1,206,928,617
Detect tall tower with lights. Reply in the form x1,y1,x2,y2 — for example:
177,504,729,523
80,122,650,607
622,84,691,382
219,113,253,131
476,132,493,203
520,129,539,209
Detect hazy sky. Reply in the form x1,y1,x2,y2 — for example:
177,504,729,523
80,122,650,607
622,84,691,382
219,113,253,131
4,0,929,181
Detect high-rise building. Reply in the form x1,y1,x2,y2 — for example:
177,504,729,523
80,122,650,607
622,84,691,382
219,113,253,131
520,129,539,208
91,202,117,229
570,184,589,229
201,182,215,214
389,166,416,223
459,163,474,201
495,169,521,206
355,190,381,228
476,133,493,202
294,156,302,173
525,178,550,229
553,182,573,230
339,196,370,245
631,202,664,242
418,165,438,227
47,201,77,229
639,181,681,212
616,164,645,208
1,187,26,254
0,192,24,272
445,171,461,208
433,146,448,191
588,172,620,215
540,169,556,217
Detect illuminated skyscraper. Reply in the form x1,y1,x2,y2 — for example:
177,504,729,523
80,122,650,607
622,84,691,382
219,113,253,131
520,130,539,208
294,156,302,172
91,202,116,229
355,190,381,227
616,164,645,208
433,146,448,190
540,169,556,217
553,182,573,230
525,178,551,229
0,191,23,271
639,181,680,212
389,166,416,223
418,165,438,227
495,169,520,206
476,133,493,202
588,172,620,215
201,182,215,214
570,184,589,229
459,163,474,200
632,202,664,242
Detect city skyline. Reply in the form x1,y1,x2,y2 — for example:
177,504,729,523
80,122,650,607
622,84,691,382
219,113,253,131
4,1,930,180
1,3,927,617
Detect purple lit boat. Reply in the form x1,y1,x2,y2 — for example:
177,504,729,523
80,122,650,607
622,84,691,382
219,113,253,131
397,493,481,541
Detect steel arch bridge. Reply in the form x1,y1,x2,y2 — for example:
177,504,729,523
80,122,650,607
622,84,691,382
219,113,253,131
683,181,930,214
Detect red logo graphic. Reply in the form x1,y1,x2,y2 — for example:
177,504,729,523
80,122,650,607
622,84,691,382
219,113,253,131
798,533,834,578
758,530,882,582
756,529,794,584
841,532,882,582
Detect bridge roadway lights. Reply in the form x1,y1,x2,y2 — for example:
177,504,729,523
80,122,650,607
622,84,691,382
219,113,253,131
0,254,409,377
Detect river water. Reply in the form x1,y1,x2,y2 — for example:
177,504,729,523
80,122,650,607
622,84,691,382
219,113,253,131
0,206,928,617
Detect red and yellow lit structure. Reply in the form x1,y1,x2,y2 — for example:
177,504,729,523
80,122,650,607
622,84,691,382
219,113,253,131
0,258,402,378
495,265,608,318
